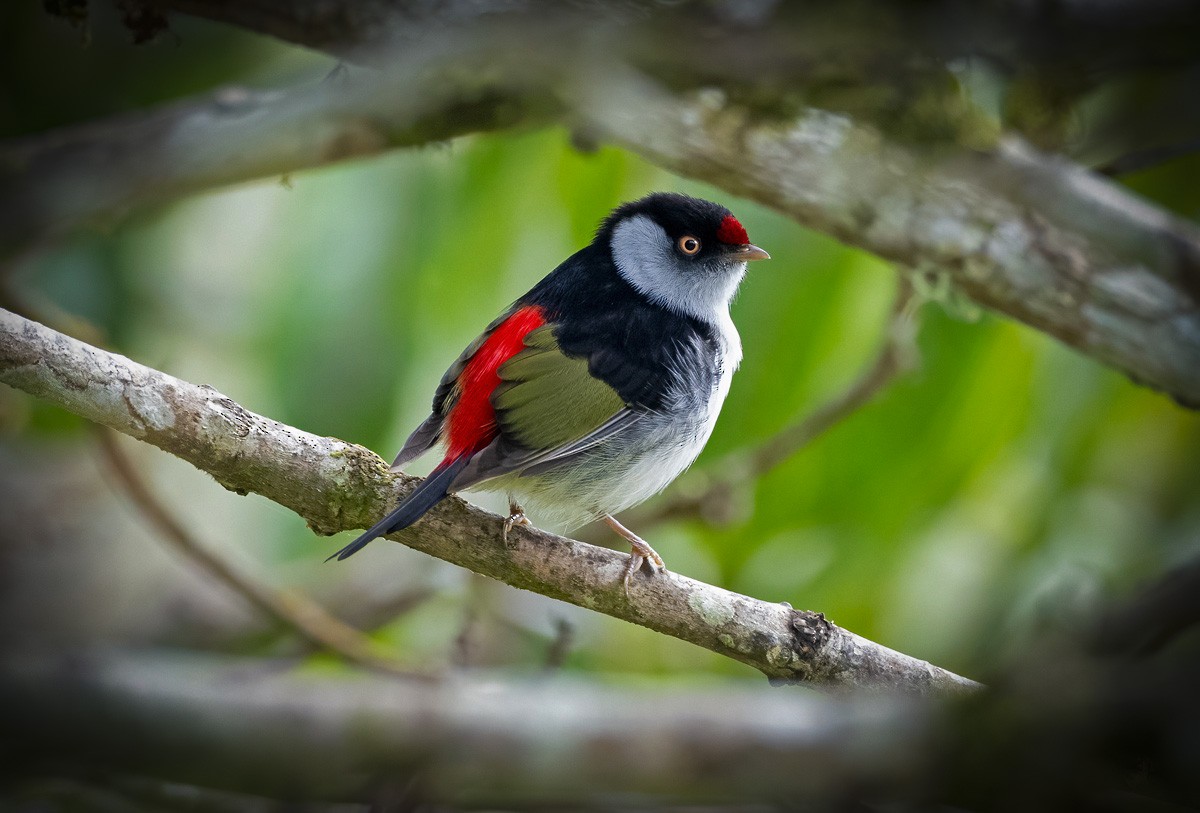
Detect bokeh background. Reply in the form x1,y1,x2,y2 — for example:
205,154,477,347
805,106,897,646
2,3,1198,688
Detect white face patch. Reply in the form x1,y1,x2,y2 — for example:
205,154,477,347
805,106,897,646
610,214,747,328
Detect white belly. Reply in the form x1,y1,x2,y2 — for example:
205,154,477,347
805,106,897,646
503,336,738,532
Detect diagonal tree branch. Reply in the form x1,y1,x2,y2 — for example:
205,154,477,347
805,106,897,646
0,307,980,695
0,57,551,255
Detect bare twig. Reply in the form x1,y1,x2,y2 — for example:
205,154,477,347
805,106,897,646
95,428,430,679
627,278,919,529
0,308,980,694
751,279,919,474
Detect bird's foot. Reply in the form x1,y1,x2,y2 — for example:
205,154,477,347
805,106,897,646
502,500,530,548
604,515,666,594
621,538,666,589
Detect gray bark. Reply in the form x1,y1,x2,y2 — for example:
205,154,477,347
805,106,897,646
0,307,980,695
570,72,1200,407
4,8,1199,404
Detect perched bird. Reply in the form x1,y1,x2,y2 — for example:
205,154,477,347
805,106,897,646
329,192,769,583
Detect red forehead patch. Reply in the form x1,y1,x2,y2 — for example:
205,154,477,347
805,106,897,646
716,215,749,245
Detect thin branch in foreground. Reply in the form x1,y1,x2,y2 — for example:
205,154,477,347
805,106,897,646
629,278,919,529
0,308,980,695
95,427,431,680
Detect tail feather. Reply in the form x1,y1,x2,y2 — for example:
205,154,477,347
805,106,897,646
327,456,469,562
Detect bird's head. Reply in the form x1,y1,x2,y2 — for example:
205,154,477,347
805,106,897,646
599,192,769,323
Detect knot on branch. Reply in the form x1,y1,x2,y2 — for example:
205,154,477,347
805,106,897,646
789,610,832,656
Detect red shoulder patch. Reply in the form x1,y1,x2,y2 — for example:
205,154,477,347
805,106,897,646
445,305,546,460
716,215,749,245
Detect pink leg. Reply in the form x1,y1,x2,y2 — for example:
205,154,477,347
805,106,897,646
604,514,666,589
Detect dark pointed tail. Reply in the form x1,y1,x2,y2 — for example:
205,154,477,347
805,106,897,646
327,456,469,562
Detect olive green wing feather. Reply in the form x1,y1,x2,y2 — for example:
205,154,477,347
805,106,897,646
495,326,628,451
450,324,640,490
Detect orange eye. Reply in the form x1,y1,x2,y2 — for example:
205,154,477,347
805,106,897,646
678,236,701,255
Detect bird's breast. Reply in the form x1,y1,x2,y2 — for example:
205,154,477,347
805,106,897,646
511,341,735,528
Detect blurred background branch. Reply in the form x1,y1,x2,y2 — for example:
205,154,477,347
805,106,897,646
4,3,1198,405
3,635,1198,808
0,649,936,805
0,61,550,258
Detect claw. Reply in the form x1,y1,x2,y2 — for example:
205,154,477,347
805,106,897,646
605,515,666,594
502,499,530,548
622,552,645,591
